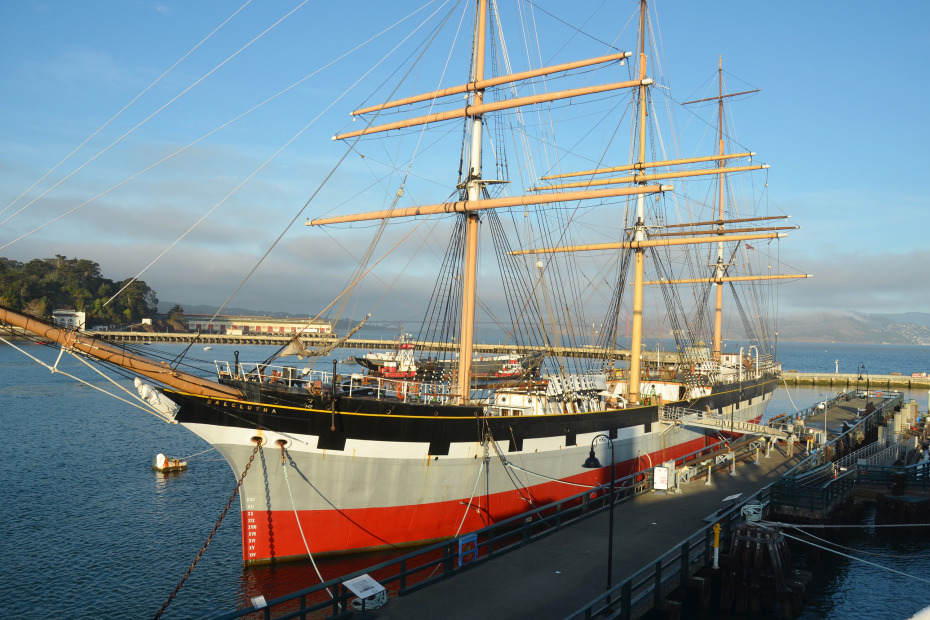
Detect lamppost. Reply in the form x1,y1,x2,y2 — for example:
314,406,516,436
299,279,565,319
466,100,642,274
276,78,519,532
856,364,861,400
582,434,616,592
858,362,869,409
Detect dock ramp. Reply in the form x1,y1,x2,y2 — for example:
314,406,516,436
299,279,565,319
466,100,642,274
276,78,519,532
661,406,788,439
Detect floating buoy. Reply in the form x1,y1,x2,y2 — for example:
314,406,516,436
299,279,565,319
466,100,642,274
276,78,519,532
152,453,188,472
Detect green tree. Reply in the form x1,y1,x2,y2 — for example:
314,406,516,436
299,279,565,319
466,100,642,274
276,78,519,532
167,304,188,332
0,256,159,326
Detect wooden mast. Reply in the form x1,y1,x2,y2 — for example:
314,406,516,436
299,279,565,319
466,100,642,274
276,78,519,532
456,0,489,403
713,56,725,360
311,0,672,401
628,0,649,404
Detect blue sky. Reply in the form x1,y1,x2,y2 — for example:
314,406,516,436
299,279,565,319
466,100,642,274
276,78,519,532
1,1,928,324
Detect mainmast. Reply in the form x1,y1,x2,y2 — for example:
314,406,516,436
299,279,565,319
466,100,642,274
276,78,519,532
628,0,649,404
311,0,666,402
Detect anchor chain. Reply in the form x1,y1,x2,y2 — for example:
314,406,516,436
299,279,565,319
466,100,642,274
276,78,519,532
153,442,261,620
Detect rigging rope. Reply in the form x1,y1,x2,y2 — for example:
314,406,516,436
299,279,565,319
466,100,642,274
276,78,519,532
759,523,930,587
280,445,333,598
0,336,172,421
455,446,491,535
153,442,260,620
0,0,257,222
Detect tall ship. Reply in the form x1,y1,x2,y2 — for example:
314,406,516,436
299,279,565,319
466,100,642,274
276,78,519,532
0,0,807,565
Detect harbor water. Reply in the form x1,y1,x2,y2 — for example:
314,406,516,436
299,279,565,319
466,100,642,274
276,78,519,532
0,340,928,618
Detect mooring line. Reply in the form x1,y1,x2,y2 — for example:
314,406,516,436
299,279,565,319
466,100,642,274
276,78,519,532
280,444,333,598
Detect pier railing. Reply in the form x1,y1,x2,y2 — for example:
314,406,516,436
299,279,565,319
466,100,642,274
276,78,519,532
857,460,930,491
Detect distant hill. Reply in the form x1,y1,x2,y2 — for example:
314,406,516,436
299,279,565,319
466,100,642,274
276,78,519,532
777,312,930,345
873,312,930,329
160,302,930,346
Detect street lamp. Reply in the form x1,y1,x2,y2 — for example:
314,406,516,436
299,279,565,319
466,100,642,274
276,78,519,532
582,434,616,593
858,362,869,409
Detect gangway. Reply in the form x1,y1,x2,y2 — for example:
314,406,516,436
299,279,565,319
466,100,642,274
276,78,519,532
661,406,789,439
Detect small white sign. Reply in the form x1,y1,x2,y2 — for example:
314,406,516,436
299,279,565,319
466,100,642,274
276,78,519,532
654,466,669,491
250,595,267,610
343,574,385,600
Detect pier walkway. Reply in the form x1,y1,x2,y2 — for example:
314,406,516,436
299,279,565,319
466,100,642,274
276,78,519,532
373,447,801,619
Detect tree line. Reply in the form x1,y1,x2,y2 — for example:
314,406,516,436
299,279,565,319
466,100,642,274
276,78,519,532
0,255,159,327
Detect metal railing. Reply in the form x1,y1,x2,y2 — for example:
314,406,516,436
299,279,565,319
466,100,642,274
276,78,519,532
836,437,891,469
857,460,930,490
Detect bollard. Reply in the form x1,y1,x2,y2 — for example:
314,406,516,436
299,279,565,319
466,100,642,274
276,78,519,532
712,523,721,569
754,445,760,465
705,461,713,486
765,437,772,459
730,452,737,476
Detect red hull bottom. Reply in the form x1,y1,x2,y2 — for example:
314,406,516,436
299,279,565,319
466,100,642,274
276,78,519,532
241,435,712,563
